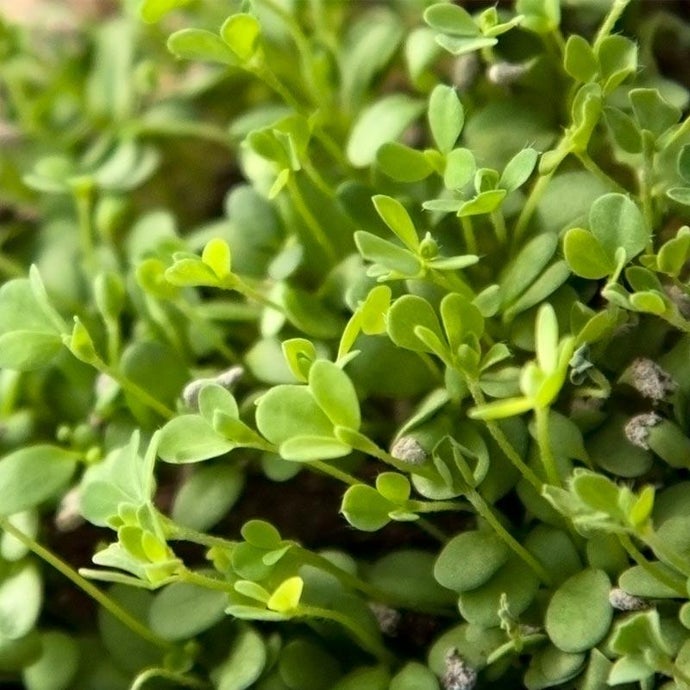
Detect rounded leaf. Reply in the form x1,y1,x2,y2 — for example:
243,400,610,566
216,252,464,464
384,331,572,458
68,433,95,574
149,582,227,640
589,193,648,261
545,568,612,652
0,562,42,640
308,360,360,430
256,385,334,445
428,85,464,154
158,415,236,464
434,531,510,592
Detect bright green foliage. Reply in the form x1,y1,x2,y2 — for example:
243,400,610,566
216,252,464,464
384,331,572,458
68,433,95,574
2,0,690,688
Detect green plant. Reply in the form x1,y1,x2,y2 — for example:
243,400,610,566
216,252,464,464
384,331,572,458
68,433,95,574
2,0,690,687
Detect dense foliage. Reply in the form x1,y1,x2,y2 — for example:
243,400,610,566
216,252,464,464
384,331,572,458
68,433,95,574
2,0,690,687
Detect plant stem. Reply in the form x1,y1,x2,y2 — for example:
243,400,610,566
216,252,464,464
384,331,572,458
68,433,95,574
513,169,554,244
298,604,395,664
460,216,477,255
468,382,542,492
416,518,449,543
99,361,176,419
162,517,236,550
178,568,235,593
576,152,627,193
534,407,562,487
72,180,95,269
490,210,507,245
312,460,360,486
640,138,656,244
285,175,338,264
465,489,553,586
411,499,472,514
233,279,286,315
593,0,632,50
131,668,209,690
618,533,686,596
0,518,175,651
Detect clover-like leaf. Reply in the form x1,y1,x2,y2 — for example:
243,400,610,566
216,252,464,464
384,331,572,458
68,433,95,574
308,360,361,430
387,295,445,354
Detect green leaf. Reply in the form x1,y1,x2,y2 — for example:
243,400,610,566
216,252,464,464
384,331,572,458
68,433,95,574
282,286,343,339
347,95,425,167
524,645,585,690
387,295,445,353
341,10,404,107
428,85,464,154
308,360,361,430
563,227,614,279
545,569,612,653
138,0,191,23
255,385,334,446
201,238,232,279
440,292,484,352
424,4,479,36
434,531,510,592
458,557,539,627
390,662,439,690
211,624,267,690
668,187,690,205
172,464,244,531
220,13,261,63
280,435,352,461
468,396,533,420
360,285,391,335
499,148,538,192
158,415,236,463
589,193,648,260
678,144,690,183
377,142,433,182
630,88,681,138
604,107,642,153
267,577,303,613
457,190,506,216
597,35,637,94
167,29,236,64
282,338,317,382
241,520,281,549
0,562,42,640
516,0,560,34
278,638,342,690
22,631,79,690
149,582,227,640
376,473,411,504
500,233,558,306
354,231,423,277
435,35,497,56
564,35,597,83
0,331,64,371
372,195,419,251
0,446,77,516
341,485,394,531
165,257,220,287
444,147,476,190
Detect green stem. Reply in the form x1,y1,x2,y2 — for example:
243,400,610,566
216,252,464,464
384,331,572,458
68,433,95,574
534,406,562,487
411,499,472,514
131,668,209,690
640,138,656,246
232,279,286,315
298,604,395,664
593,0,632,50
465,490,553,586
134,120,232,148
416,518,449,543
0,518,175,651
513,168,555,244
618,533,686,596
490,210,507,245
576,152,627,193
286,175,338,264
72,179,95,268
460,216,477,255
255,65,303,112
99,362,176,419
312,460,359,486
178,568,235,593
162,517,236,550
468,382,542,492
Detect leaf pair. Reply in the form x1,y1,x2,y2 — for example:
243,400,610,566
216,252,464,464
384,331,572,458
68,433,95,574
255,360,361,461
158,382,269,463
564,193,649,280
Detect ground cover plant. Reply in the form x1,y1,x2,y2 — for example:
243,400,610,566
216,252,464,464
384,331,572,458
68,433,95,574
2,0,690,687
